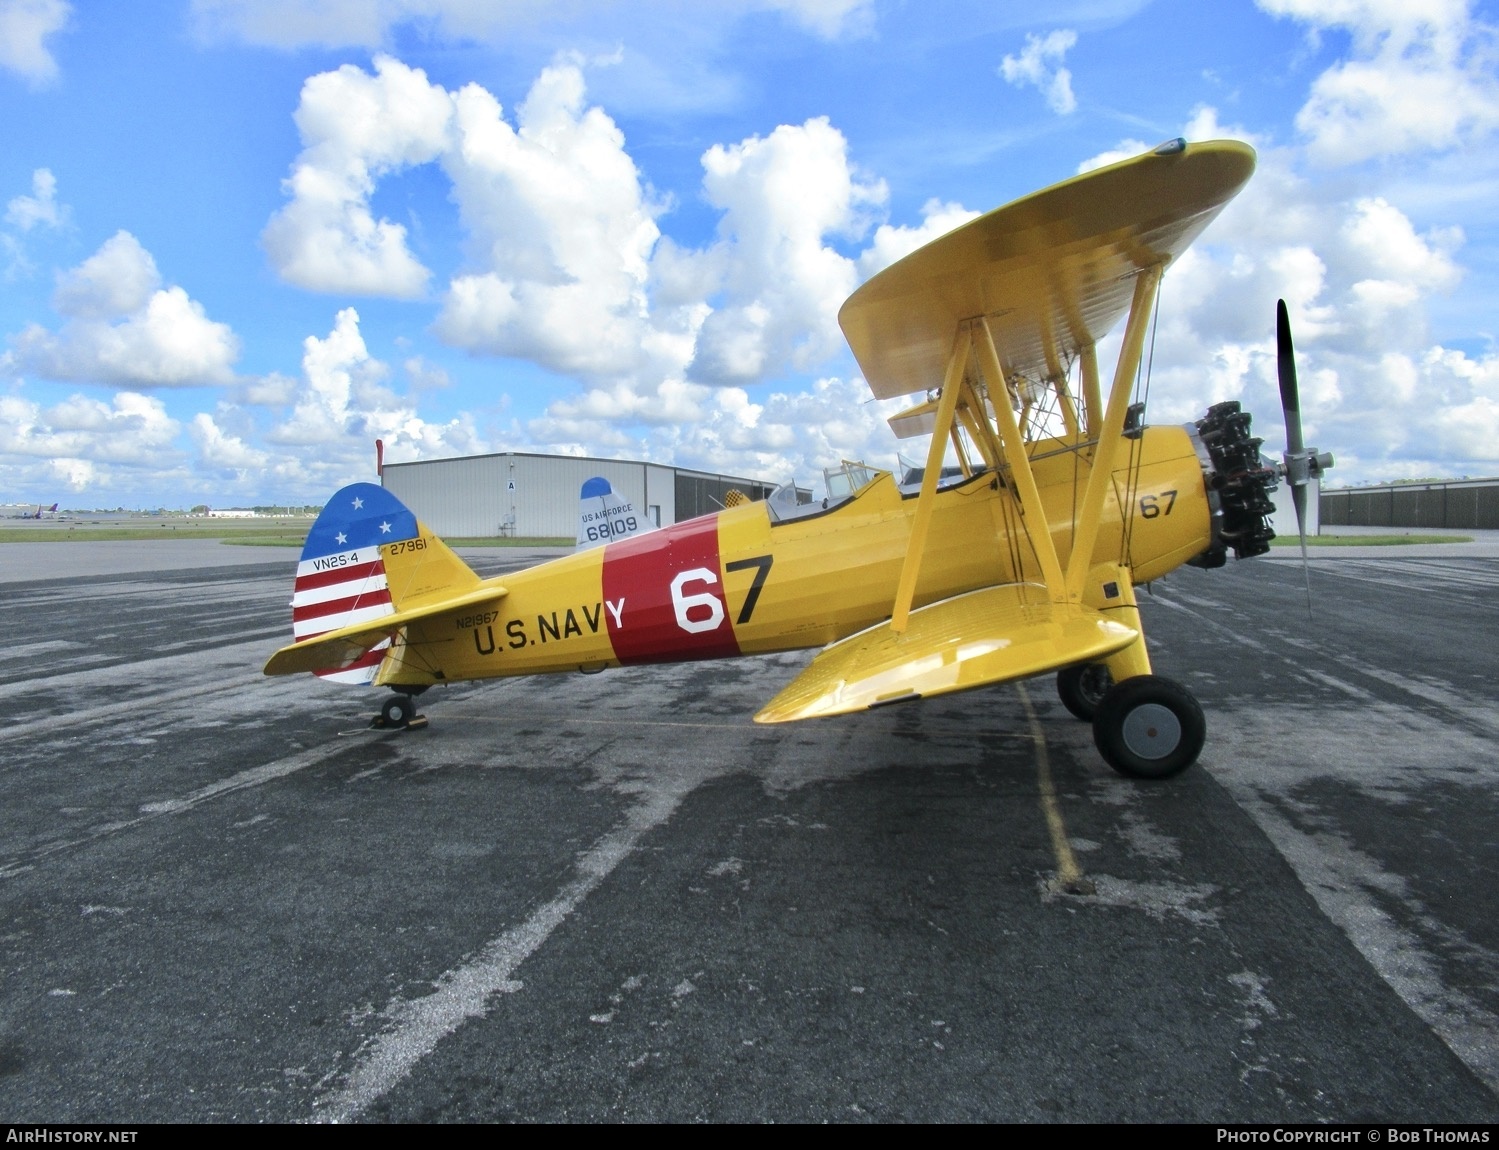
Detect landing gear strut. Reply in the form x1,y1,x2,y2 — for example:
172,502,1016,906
1091,675,1205,780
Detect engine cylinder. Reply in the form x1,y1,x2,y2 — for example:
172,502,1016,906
1189,401,1278,565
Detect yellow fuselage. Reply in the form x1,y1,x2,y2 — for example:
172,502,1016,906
377,426,1211,688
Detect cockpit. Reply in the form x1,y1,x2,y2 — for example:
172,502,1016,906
766,460,884,523
764,458,982,523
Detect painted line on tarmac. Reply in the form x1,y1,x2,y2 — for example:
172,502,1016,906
1155,583,1499,1094
0,679,250,744
312,770,704,1123
1218,777,1499,1095
1016,683,1089,895
1326,656,1499,740
1156,587,1499,736
0,739,358,879
0,638,287,744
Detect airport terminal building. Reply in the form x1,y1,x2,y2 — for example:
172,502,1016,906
381,450,776,539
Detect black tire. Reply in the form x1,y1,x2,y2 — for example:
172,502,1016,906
381,694,416,727
1056,663,1113,721
1091,675,1205,780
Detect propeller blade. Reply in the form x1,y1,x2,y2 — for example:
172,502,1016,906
1278,300,1313,617
1276,299,1304,458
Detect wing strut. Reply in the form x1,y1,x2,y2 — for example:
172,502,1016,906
1039,306,1080,438
949,425,973,477
1064,264,1162,600
955,404,995,470
957,378,1004,468
1079,343,1103,437
973,319,1068,603
890,327,970,634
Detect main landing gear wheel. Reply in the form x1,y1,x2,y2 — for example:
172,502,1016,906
380,694,417,728
1056,663,1113,721
1091,675,1205,780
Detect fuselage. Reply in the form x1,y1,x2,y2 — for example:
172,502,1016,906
376,425,1214,689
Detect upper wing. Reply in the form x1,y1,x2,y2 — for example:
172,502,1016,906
841,139,1255,401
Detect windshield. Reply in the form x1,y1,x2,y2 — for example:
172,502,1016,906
824,460,880,501
767,461,885,522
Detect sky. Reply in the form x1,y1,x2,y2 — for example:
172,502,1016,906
2,0,1498,508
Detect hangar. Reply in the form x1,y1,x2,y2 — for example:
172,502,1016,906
380,450,777,539
1320,477,1499,531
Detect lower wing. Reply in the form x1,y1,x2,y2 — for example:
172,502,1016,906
754,582,1137,723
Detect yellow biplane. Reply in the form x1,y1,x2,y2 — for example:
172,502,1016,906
264,138,1331,779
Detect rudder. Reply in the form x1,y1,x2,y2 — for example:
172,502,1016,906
576,476,659,550
291,483,479,684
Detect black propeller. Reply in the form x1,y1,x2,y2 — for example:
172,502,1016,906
1274,299,1334,613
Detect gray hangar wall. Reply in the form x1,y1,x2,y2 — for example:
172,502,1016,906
381,452,774,538
1320,477,1499,530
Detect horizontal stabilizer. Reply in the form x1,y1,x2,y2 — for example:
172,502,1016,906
754,583,1137,723
264,583,507,677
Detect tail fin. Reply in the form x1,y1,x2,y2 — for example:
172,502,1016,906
576,477,659,550
292,482,479,684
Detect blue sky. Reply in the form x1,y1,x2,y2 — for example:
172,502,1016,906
3,0,1497,507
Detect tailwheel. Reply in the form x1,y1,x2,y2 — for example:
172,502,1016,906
1056,663,1113,721
378,693,420,730
1091,675,1205,780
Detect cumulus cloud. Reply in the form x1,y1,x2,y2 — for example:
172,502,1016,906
52,230,160,318
262,55,452,297
685,117,885,385
189,411,268,473
0,390,181,492
7,231,239,387
266,307,484,462
858,199,981,279
271,57,900,410
5,169,67,231
433,60,665,377
528,373,908,486
999,29,1079,115
0,0,70,85
161,308,494,501
1258,0,1499,163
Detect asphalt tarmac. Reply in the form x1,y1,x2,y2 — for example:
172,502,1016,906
0,539,1496,1122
